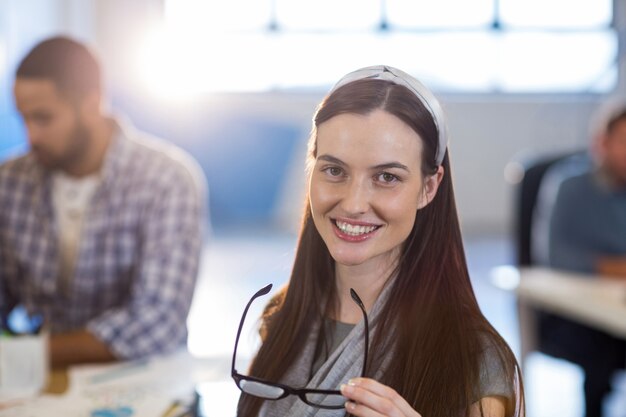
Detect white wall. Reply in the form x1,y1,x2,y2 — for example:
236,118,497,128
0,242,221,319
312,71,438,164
444,95,601,234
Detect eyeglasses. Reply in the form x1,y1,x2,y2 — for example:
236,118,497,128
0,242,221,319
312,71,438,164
231,284,369,409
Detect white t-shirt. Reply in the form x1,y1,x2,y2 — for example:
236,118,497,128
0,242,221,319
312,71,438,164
51,171,101,293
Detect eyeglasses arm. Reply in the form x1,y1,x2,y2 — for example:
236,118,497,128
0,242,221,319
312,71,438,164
232,283,273,375
350,288,369,378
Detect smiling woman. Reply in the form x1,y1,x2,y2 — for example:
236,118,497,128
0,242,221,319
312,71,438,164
234,66,525,417
310,111,437,270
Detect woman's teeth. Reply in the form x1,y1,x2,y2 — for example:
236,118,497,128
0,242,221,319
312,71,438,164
335,220,378,236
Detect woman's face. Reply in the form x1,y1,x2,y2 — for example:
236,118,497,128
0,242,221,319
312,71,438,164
310,109,437,270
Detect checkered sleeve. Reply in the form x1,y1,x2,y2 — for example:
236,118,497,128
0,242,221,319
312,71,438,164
87,161,207,359
0,170,20,322
0,237,18,321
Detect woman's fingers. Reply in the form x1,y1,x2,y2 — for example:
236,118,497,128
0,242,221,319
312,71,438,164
340,378,421,417
344,399,387,417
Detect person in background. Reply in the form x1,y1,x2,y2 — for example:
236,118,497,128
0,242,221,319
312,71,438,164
540,102,626,417
234,66,524,417
549,104,626,276
0,36,207,367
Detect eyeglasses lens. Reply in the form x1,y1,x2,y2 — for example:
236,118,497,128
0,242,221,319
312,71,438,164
239,380,285,400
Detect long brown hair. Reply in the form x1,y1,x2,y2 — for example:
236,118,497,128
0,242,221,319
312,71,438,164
239,79,524,417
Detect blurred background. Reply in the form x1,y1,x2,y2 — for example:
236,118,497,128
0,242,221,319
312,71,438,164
1,1,625,415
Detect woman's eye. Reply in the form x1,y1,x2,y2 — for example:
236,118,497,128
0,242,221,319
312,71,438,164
323,166,344,177
377,172,399,183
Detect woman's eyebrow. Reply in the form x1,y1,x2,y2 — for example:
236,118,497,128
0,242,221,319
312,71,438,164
318,155,411,173
317,154,346,166
371,162,410,172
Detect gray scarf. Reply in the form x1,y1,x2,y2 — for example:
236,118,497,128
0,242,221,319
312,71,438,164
258,283,394,417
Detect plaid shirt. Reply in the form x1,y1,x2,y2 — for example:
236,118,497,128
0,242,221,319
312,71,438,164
0,119,206,359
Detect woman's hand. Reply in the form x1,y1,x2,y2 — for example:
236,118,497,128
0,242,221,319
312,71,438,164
340,378,507,417
340,378,422,417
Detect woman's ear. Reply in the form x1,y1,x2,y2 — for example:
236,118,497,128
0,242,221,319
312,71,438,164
417,165,444,209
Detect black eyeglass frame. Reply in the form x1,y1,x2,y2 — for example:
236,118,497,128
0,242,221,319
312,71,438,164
231,283,369,410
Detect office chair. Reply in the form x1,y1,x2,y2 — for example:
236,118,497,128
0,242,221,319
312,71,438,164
511,149,589,374
513,149,588,267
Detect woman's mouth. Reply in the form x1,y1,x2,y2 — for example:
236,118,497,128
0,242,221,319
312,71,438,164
333,219,381,240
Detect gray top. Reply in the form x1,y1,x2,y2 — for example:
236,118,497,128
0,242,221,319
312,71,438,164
476,335,514,401
311,319,513,401
311,319,356,375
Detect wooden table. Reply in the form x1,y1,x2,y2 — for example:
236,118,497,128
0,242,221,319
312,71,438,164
45,368,69,394
516,267,626,367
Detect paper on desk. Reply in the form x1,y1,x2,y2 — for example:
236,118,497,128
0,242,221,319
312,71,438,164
0,393,167,417
1,350,205,417
195,380,241,417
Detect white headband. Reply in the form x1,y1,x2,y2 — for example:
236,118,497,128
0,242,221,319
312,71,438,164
329,65,448,166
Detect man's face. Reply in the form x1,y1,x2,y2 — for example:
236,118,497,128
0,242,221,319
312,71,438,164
603,119,626,186
13,78,88,171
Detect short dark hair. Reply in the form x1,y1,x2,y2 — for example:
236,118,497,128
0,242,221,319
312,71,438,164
15,36,101,100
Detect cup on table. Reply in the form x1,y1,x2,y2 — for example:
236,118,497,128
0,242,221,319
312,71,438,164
0,331,49,399
0,307,48,400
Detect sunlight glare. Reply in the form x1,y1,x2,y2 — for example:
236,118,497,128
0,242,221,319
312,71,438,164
135,24,282,96
134,26,198,99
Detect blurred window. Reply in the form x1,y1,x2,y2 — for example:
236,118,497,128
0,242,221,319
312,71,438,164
162,0,617,93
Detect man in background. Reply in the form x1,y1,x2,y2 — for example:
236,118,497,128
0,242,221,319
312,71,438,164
549,104,626,276
0,36,207,367
540,102,626,417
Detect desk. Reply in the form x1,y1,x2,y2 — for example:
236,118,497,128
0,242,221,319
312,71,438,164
516,267,626,367
2,352,238,416
45,369,69,394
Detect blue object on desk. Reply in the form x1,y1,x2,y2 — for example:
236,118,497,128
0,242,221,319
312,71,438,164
91,406,134,417
5,305,43,334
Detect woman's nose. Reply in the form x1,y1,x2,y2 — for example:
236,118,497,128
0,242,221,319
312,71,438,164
340,179,370,215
